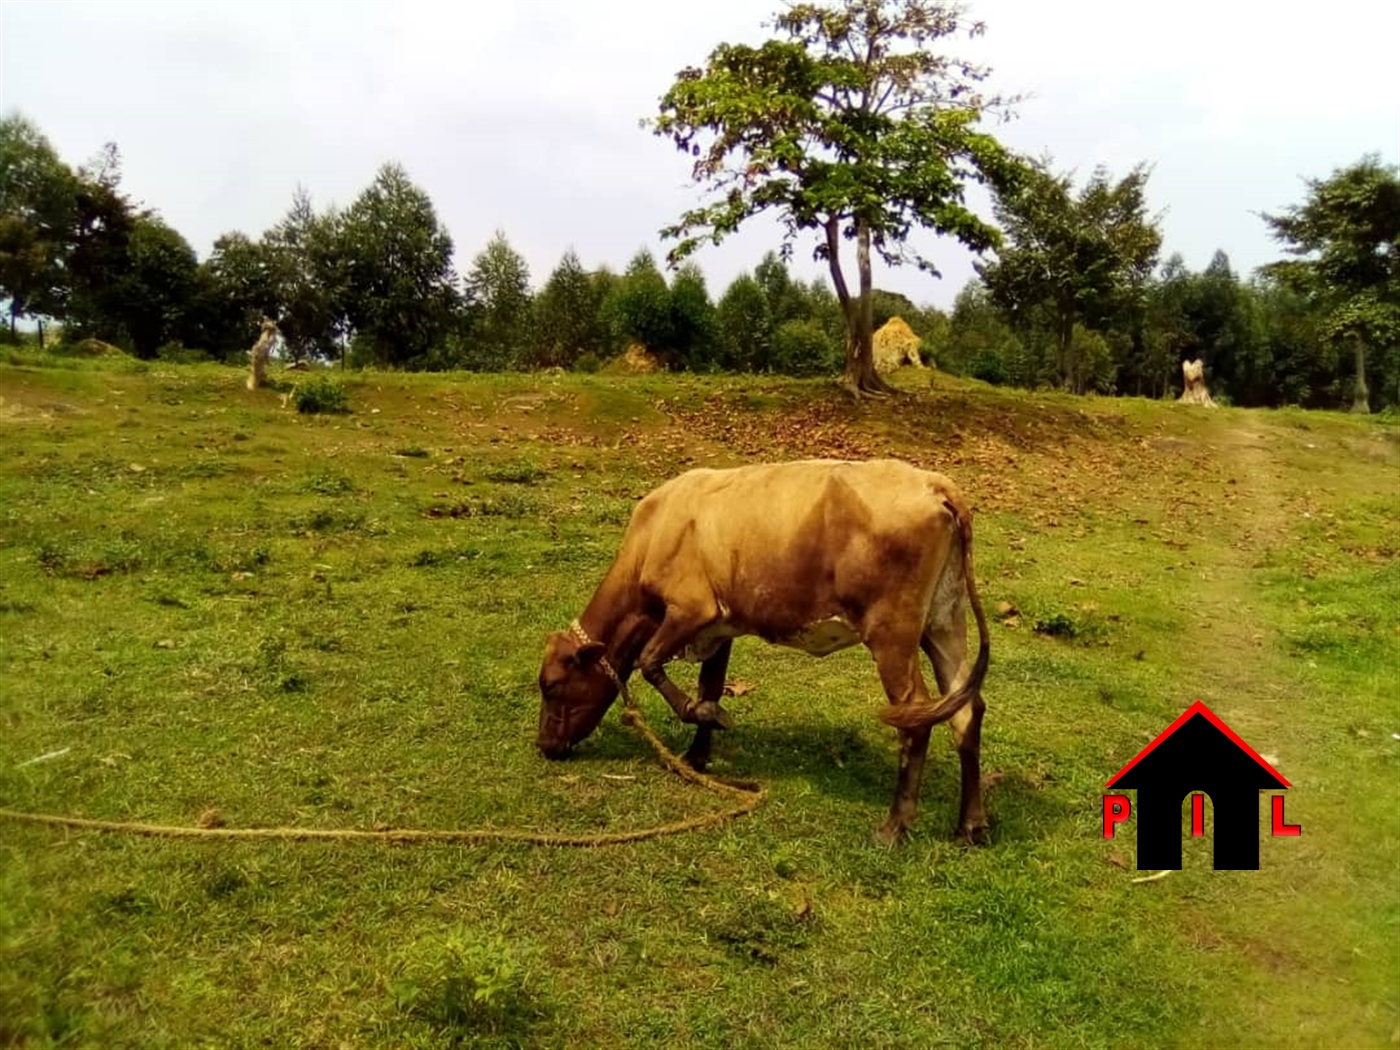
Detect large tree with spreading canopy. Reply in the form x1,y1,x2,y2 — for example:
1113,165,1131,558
651,0,1023,396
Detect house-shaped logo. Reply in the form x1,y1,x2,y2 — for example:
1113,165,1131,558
1102,701,1299,870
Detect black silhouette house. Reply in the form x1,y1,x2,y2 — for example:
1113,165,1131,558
1107,701,1289,870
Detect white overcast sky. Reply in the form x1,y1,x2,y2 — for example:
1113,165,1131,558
2,0,1397,308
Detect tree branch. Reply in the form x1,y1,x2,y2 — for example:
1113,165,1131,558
824,214,852,310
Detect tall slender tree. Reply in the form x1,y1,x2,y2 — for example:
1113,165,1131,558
63,143,140,346
263,186,349,362
338,163,459,367
529,249,605,369
978,160,1161,391
603,249,672,354
1262,155,1400,413
463,231,532,371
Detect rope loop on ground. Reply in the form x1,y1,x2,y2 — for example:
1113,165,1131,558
0,701,764,847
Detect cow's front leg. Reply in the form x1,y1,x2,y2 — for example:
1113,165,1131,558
636,609,733,729
685,640,733,770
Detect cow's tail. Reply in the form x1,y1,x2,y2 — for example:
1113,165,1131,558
877,495,991,732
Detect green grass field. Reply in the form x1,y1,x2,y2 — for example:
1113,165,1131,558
2,353,1397,1048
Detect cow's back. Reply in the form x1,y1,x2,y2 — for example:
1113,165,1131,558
625,459,963,636
638,458,956,533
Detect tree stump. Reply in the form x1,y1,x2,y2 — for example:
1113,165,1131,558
619,342,662,374
1178,358,1217,408
247,318,279,391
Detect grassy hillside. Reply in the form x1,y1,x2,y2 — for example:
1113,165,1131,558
2,354,1397,1048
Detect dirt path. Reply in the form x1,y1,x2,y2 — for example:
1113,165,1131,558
1178,423,1302,742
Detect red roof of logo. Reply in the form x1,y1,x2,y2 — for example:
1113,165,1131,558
1106,700,1290,789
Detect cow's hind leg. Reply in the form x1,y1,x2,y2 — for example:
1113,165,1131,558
685,640,732,771
869,629,935,847
923,617,988,844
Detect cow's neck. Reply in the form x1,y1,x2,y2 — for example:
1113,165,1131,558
577,558,652,681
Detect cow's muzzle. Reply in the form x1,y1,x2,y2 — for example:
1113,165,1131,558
538,740,573,760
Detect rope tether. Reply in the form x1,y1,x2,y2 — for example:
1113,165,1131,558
0,677,764,846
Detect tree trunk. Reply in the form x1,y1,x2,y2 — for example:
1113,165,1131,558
1057,309,1074,391
37,318,45,349
831,217,896,398
1351,335,1370,413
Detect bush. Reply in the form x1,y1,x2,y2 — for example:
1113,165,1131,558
390,931,536,1035
964,333,1042,389
157,341,214,364
292,375,350,415
770,319,841,376
1069,325,1117,394
970,349,1006,385
52,337,128,358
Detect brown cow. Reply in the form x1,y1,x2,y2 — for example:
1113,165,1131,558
536,458,991,845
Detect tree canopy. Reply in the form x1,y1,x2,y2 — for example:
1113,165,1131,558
529,249,607,370
0,114,76,333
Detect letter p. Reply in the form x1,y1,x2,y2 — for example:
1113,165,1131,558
1102,794,1131,839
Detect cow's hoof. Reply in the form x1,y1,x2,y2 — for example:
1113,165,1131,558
873,821,908,848
681,749,710,772
955,821,990,847
689,700,734,730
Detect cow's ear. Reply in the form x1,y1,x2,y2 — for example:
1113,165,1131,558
576,642,606,668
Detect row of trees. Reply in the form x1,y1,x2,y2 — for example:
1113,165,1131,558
0,117,461,365
2,0,1396,409
940,249,1386,409
928,157,1400,410
0,110,944,374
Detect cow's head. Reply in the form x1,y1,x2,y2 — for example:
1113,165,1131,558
536,628,619,759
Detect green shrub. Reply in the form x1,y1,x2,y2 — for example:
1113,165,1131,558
970,349,1007,385
423,493,538,520
483,458,547,484
302,470,357,496
292,375,350,415
157,341,214,364
52,337,129,358
390,931,535,1034
770,319,841,376
1033,611,1079,638
1033,607,1109,645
